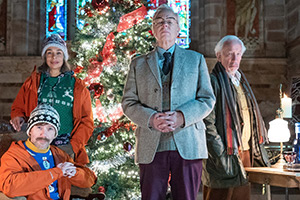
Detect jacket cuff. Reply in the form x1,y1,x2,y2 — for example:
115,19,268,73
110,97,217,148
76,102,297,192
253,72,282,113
49,167,63,180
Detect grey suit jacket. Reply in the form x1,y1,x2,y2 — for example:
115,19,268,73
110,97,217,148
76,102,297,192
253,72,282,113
122,45,215,164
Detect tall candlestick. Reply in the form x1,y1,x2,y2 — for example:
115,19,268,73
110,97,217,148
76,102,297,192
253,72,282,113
281,94,292,118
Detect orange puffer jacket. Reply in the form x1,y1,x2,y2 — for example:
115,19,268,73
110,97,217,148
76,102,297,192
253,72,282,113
0,141,97,200
11,67,94,164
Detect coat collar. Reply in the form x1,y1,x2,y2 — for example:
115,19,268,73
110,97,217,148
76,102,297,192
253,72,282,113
146,44,186,87
13,141,63,170
146,48,161,87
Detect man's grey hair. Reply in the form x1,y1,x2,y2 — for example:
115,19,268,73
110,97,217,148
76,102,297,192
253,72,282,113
152,4,179,29
214,35,246,56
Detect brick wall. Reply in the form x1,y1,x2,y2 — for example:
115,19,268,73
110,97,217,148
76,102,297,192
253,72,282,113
3,0,43,56
286,0,300,80
190,0,225,57
0,57,42,120
190,0,287,58
264,0,286,57
286,0,300,43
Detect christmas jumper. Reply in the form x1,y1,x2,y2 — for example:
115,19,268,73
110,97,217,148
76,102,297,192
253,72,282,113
39,73,75,137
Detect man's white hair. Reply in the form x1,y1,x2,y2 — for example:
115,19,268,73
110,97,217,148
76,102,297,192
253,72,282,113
214,35,246,56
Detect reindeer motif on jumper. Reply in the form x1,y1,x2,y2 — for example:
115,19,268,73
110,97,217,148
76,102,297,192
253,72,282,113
62,89,74,102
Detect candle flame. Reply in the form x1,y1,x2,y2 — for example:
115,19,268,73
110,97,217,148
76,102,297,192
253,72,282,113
283,93,289,98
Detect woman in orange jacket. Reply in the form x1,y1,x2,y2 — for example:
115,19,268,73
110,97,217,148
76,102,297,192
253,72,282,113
10,34,94,165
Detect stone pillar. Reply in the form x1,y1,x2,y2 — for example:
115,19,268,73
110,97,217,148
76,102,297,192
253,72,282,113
68,0,76,40
264,0,286,57
6,0,41,56
190,0,225,57
190,0,200,51
286,0,300,77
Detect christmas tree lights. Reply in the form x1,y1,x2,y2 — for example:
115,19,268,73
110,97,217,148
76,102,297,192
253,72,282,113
71,0,155,199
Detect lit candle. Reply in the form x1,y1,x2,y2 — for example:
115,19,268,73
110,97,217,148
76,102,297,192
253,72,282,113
281,94,292,118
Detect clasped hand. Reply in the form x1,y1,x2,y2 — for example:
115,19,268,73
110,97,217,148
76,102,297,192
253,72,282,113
151,111,184,133
57,162,77,178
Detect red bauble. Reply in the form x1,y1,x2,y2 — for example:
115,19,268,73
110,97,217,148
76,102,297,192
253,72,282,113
91,0,109,12
148,30,153,36
89,83,104,98
98,186,106,193
123,141,133,152
84,8,94,17
97,132,107,142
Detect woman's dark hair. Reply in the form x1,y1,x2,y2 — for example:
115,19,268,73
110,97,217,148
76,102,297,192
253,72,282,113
38,56,72,73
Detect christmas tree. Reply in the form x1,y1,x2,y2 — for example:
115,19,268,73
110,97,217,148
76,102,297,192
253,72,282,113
71,0,155,199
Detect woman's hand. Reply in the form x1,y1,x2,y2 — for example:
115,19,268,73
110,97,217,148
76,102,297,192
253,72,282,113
10,117,25,132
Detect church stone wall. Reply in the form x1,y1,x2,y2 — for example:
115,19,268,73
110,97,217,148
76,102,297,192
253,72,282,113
286,0,300,78
190,0,287,58
0,56,42,120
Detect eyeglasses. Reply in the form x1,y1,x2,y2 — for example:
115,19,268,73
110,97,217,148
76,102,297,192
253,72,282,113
153,18,178,27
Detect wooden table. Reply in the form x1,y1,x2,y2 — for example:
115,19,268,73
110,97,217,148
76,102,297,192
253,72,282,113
245,167,300,200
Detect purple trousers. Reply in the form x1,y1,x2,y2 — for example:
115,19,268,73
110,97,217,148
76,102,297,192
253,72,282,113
139,151,203,200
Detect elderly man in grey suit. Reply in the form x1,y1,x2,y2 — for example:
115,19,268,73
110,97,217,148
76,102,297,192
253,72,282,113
122,4,215,200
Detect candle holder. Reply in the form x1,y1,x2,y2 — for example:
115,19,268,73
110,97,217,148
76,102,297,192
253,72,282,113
268,84,291,168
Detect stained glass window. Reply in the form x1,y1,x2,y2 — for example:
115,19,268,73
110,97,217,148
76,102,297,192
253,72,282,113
169,0,190,48
46,0,67,40
76,0,92,30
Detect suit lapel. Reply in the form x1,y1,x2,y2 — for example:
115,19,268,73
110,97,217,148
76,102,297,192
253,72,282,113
172,45,185,83
146,48,162,88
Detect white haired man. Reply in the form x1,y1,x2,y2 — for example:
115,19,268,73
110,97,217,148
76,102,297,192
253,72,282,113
202,35,269,200
122,4,215,200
